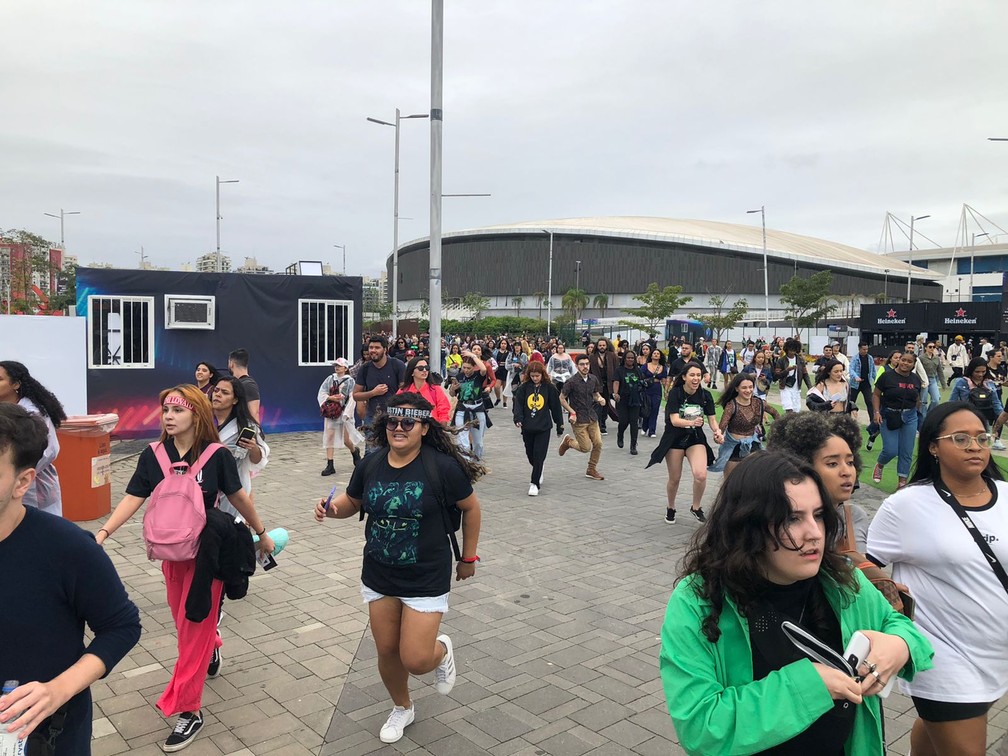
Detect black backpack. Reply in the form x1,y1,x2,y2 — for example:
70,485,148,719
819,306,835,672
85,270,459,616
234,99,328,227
968,384,995,415
357,445,463,560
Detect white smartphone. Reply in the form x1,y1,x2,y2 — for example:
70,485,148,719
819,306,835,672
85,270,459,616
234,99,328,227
844,631,896,698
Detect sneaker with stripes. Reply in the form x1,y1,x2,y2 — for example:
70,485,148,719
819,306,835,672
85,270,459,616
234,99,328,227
434,634,456,694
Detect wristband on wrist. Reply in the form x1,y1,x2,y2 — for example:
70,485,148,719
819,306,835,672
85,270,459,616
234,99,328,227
460,555,480,564
98,528,110,537
256,526,266,536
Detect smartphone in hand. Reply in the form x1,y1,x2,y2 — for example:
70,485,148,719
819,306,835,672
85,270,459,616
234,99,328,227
238,427,257,444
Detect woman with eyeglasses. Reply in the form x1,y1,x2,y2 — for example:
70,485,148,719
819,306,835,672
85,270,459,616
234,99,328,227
948,357,1006,450
315,394,484,746
871,351,922,488
397,355,451,425
867,402,1008,755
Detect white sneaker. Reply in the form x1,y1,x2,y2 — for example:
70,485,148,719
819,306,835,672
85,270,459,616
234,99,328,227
528,483,539,496
379,705,415,743
994,440,1006,451
435,634,456,694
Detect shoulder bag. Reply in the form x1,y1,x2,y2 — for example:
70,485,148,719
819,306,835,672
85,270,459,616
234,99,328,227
934,477,1008,596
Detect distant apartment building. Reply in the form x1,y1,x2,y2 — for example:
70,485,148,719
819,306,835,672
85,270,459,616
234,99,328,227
235,256,273,275
196,251,232,272
362,271,389,319
0,240,63,312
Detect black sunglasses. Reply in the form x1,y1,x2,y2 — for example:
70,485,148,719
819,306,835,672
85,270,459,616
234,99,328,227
385,417,425,431
414,364,429,372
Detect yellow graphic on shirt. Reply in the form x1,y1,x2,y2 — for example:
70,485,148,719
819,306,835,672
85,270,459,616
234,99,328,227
527,392,545,412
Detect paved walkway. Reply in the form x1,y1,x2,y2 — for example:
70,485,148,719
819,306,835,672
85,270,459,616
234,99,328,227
87,414,1007,755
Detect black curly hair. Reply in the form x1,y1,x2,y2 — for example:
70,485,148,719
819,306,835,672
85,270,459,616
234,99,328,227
0,361,67,427
368,393,486,483
766,411,863,475
679,451,857,643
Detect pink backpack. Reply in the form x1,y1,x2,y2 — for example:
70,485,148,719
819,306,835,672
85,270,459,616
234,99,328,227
142,442,222,562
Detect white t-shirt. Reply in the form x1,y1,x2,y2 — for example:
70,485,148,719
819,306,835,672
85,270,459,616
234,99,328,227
867,481,1008,702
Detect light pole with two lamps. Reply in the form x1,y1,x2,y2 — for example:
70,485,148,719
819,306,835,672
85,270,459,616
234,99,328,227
333,244,346,276
367,108,429,340
970,232,989,301
906,214,930,302
746,206,769,328
43,208,81,247
216,176,239,272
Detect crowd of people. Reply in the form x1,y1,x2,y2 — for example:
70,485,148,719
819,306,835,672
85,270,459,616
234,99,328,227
2,325,1007,754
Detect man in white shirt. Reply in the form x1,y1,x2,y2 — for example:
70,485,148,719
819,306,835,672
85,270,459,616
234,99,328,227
947,336,969,379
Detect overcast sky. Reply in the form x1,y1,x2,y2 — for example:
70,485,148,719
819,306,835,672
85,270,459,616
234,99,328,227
2,1,1007,275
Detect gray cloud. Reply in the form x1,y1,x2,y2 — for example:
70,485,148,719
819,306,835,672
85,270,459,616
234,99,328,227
2,0,1006,273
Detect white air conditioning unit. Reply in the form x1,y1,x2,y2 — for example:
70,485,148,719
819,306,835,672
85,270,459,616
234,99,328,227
165,295,215,330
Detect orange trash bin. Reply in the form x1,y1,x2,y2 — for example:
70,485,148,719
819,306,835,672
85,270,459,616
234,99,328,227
53,414,119,522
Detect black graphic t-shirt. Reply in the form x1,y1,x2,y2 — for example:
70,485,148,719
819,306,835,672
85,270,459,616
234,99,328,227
874,369,921,410
126,439,242,509
348,451,473,597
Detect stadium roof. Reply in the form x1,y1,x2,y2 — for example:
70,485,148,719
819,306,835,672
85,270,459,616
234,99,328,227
402,216,941,280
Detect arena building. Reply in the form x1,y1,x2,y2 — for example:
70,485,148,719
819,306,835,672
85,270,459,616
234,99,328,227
387,217,943,324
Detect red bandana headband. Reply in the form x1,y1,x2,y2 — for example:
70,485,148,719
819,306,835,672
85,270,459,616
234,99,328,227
164,394,194,411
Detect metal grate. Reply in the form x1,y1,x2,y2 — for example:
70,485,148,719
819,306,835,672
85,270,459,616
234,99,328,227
88,295,155,368
299,299,353,366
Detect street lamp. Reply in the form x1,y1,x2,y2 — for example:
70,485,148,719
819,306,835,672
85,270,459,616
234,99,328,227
333,244,346,276
216,176,239,272
969,232,989,301
367,108,428,340
883,269,889,302
541,230,554,335
43,208,81,247
746,206,769,328
907,214,930,302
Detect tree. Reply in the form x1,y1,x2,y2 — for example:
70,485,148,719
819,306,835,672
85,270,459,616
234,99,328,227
2,228,63,313
688,294,749,342
619,282,692,336
419,296,430,319
532,291,546,321
512,295,524,317
561,288,589,324
779,271,835,343
461,292,490,320
592,293,609,321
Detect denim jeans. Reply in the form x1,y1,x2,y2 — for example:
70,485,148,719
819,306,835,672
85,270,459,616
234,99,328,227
921,377,941,420
454,409,486,459
878,408,919,478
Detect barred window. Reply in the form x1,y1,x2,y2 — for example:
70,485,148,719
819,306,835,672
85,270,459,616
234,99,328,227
88,295,155,368
299,299,353,366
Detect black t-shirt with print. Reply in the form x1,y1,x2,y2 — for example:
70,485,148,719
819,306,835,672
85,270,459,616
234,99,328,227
348,451,473,597
874,369,921,411
125,438,243,509
664,385,716,441
358,357,407,417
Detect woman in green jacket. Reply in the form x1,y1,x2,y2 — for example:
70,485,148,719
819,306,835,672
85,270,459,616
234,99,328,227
660,451,933,755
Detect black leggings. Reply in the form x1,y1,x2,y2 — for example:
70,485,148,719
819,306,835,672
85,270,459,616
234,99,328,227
617,403,641,448
522,429,551,485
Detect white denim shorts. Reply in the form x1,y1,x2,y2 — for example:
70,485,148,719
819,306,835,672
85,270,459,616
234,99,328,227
360,582,450,614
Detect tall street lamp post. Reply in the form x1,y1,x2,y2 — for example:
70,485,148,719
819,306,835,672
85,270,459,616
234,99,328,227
884,269,889,302
906,214,929,302
43,208,81,247
970,232,989,301
541,230,553,334
368,109,428,341
216,176,239,272
746,206,769,328
333,244,346,276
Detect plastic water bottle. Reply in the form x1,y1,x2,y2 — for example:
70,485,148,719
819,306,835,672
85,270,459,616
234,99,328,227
0,681,27,756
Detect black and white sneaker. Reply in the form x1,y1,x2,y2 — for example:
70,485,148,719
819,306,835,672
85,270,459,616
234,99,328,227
162,711,203,752
665,509,676,524
207,648,221,679
690,507,707,524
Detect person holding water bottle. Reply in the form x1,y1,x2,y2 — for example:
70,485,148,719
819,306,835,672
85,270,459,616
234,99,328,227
0,404,140,753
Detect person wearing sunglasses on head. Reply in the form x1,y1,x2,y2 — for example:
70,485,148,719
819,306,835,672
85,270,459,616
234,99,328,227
315,395,484,746
867,402,1008,756
397,356,451,425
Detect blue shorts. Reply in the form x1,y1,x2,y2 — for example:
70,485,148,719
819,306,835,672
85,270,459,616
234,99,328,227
360,583,449,614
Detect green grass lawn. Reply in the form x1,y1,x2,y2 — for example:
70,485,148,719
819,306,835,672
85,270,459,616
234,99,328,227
694,384,1008,494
